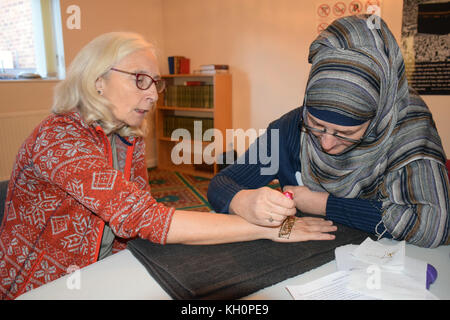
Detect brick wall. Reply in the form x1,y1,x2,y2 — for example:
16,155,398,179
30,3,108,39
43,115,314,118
0,0,36,69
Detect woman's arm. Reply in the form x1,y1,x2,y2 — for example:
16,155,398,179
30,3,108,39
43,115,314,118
207,130,278,214
208,127,298,226
381,159,450,248
282,185,389,237
166,210,337,245
31,118,174,244
284,160,450,247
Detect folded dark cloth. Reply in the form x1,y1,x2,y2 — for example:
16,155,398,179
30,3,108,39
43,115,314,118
128,220,371,300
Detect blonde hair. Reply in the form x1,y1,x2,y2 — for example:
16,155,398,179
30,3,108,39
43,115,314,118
52,32,155,137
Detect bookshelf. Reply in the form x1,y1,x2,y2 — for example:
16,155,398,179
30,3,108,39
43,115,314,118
155,73,232,178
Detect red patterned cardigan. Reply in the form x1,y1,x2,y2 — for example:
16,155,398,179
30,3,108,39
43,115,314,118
0,112,175,299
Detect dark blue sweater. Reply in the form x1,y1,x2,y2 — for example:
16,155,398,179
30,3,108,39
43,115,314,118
207,107,392,238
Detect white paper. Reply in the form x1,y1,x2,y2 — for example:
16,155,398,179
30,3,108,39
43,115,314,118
286,271,376,300
337,244,427,287
335,244,365,271
334,238,437,300
352,237,405,271
288,237,438,301
347,268,439,300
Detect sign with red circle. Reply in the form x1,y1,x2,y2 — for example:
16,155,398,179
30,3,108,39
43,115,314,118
317,4,331,17
333,2,347,16
349,0,363,14
317,22,329,34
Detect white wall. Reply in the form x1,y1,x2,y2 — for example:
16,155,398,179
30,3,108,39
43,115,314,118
162,0,316,133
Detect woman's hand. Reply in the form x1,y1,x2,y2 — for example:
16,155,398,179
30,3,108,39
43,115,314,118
229,187,296,226
272,216,337,242
166,210,335,245
282,185,329,216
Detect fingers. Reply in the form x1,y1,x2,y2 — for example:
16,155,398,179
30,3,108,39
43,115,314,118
272,195,296,211
267,206,296,221
267,187,295,207
254,211,286,227
266,189,296,218
299,217,333,226
266,212,286,224
303,232,336,241
247,188,296,227
296,217,337,232
303,223,337,233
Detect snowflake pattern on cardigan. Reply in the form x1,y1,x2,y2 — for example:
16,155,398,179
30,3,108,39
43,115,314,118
0,112,175,299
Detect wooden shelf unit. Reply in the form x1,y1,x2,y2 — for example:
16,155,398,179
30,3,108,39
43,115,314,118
155,73,232,178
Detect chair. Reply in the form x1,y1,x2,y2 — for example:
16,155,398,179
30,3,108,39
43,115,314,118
0,180,9,224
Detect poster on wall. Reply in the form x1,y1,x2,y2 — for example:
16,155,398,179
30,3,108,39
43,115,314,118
315,0,383,35
401,0,450,95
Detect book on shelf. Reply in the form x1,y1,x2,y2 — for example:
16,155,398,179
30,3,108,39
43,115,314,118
180,58,190,74
168,56,190,74
164,84,214,108
184,81,206,86
191,64,229,75
193,69,229,75
200,64,229,70
163,115,214,139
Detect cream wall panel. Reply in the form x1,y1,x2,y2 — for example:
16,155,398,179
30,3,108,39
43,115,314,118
0,110,50,180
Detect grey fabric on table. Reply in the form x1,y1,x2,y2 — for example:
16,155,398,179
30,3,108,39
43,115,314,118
128,215,371,300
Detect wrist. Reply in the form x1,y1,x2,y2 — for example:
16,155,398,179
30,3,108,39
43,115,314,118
229,189,250,215
258,224,279,241
316,192,329,215
296,190,329,215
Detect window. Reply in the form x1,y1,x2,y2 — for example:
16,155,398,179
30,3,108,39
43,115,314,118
0,0,65,80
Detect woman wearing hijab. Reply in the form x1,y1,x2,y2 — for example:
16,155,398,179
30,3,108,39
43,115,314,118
208,14,449,248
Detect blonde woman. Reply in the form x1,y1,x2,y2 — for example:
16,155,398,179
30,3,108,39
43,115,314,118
0,32,337,299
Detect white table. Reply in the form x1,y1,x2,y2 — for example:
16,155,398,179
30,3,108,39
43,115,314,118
17,242,450,300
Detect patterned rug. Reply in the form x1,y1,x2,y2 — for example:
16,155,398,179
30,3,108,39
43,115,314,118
148,167,281,212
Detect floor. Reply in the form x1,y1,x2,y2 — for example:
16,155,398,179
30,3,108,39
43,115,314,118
148,167,213,212
148,167,281,212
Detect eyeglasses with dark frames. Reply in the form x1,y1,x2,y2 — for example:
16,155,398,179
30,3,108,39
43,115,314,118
301,119,362,144
110,68,166,92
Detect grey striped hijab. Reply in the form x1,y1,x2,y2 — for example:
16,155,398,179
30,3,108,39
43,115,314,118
300,15,448,246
